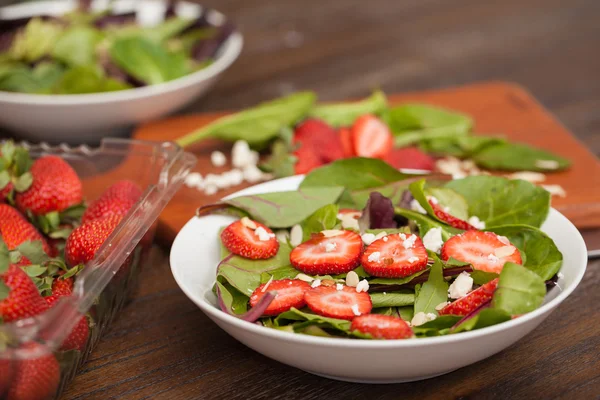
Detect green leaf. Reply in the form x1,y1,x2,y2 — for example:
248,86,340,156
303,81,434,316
309,90,388,127
445,176,551,228
13,172,32,192
217,244,293,296
300,158,409,191
9,18,63,62
0,64,43,93
216,281,249,315
425,187,469,220
491,262,546,315
0,171,10,190
394,124,472,148
301,204,339,240
107,17,195,43
13,147,33,176
451,308,511,333
387,104,473,134
420,135,505,158
15,241,49,264
176,92,316,148
1,141,15,164
260,265,302,283
486,225,563,280
274,307,351,332
52,26,103,66
394,208,462,241
110,37,190,85
470,270,499,285
21,264,47,277
370,291,415,307
398,306,414,321
412,315,461,337
473,142,571,171
60,203,87,221
224,186,344,228
260,140,297,178
0,281,9,301
168,27,217,55
53,65,131,94
0,240,9,274
413,257,448,315
61,264,82,280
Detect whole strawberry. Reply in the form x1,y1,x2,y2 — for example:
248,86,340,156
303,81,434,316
65,215,121,267
0,141,33,203
0,204,51,257
0,264,48,323
15,155,83,217
6,343,60,400
82,180,142,223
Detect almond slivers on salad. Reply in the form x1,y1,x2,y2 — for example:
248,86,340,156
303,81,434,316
201,158,562,340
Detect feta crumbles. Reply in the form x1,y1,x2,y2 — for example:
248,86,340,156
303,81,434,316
423,227,444,253
448,272,473,299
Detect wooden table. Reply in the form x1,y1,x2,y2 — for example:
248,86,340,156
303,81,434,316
56,0,599,397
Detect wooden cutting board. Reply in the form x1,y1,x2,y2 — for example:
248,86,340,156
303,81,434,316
133,81,600,245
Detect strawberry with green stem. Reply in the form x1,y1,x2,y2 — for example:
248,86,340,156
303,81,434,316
0,141,33,204
82,180,142,223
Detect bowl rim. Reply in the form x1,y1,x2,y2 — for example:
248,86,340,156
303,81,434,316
0,0,243,105
170,175,588,349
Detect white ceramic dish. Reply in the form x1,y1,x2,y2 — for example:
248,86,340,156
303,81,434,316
170,175,588,383
0,0,242,143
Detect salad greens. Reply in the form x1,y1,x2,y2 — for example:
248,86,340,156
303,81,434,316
206,160,563,339
0,5,233,95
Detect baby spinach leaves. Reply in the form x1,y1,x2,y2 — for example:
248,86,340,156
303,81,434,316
310,90,387,127
301,204,339,240
413,258,448,315
472,142,572,171
491,263,546,315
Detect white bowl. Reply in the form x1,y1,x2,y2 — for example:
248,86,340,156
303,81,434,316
170,176,588,383
0,0,242,143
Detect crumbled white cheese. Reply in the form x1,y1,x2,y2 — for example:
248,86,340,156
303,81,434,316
325,242,337,252
184,172,203,188
541,184,567,198
290,225,303,246
295,273,314,283
407,256,419,263
243,165,264,183
210,151,227,167
311,279,322,288
468,215,486,230
402,234,417,249
336,283,344,291
435,302,449,311
494,245,516,258
535,159,560,170
448,272,473,299
321,229,344,238
232,140,252,168
254,226,272,241
508,171,546,183
423,228,443,253
351,304,361,316
261,275,274,292
410,199,427,215
341,214,360,230
226,169,244,186
411,312,437,326
361,233,376,245
204,184,218,196
355,279,369,293
383,236,389,242
367,252,381,263
345,271,359,287
240,217,257,230
487,253,500,262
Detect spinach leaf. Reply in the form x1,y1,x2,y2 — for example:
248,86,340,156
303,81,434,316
408,179,441,221
53,65,131,94
451,308,511,333
408,179,470,230
373,307,399,317
260,266,302,283
0,64,40,93
413,258,448,315
169,27,218,56
486,225,563,280
310,90,387,127
105,18,195,43
473,142,571,171
412,315,461,337
176,92,316,148
398,306,414,322
370,291,415,308
445,176,550,228
274,307,351,332
300,158,409,190
394,208,462,241
216,281,249,315
217,243,293,296
491,262,546,315
9,18,63,62
52,26,102,67
426,187,469,220
420,135,505,158
301,204,339,240
110,36,190,85
260,140,297,178
224,186,344,228
470,270,499,285
394,124,471,148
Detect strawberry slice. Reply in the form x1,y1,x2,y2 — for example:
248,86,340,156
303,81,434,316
383,147,435,171
304,285,372,320
250,279,311,316
441,230,522,274
351,314,413,339
351,114,393,159
439,278,499,316
294,119,344,165
361,233,428,278
338,208,361,216
221,219,279,259
338,127,355,158
294,142,323,174
290,230,363,275
428,200,476,231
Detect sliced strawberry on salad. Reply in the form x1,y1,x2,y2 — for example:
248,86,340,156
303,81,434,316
250,279,311,316
439,278,499,316
428,199,476,231
304,285,372,320
351,314,413,339
290,230,362,275
221,218,279,260
383,147,435,171
351,114,394,159
441,230,522,274
361,233,428,278
338,127,355,158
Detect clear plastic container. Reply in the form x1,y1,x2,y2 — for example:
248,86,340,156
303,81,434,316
0,138,196,399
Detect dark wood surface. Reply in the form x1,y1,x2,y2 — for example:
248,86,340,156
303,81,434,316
57,0,599,398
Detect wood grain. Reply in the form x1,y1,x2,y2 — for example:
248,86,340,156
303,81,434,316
53,0,600,398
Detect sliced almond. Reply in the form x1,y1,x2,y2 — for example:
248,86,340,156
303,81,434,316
535,159,560,170
321,279,336,287
508,171,546,183
321,229,344,238
240,217,257,230
494,245,516,258
295,273,314,283
345,270,360,287
290,224,303,246
541,184,567,198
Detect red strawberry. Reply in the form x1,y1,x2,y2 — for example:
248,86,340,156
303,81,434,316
441,230,522,274
338,208,361,216
290,230,362,275
293,119,344,173
221,219,279,260
15,155,83,216
65,215,122,266
351,314,413,339
338,127,355,158
0,183,12,203
361,233,428,278
82,180,142,223
293,142,323,175
351,115,393,159
249,279,311,316
304,285,372,320
428,200,476,231
0,358,14,397
0,265,48,323
45,278,89,352
383,147,435,171
439,278,499,316
0,204,51,257
6,342,60,400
